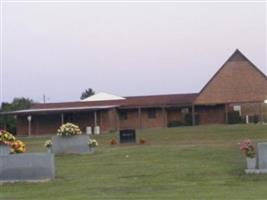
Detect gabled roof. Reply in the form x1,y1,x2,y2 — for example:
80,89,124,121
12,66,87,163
194,49,267,105
81,92,125,102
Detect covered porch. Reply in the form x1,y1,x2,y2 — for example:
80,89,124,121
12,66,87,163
2,105,118,136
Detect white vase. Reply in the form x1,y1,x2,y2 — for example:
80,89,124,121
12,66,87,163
47,147,52,154
246,157,256,169
90,147,95,153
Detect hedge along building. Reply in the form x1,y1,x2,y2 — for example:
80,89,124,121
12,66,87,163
2,49,267,136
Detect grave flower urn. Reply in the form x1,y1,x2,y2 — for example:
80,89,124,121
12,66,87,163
246,157,256,169
240,139,256,169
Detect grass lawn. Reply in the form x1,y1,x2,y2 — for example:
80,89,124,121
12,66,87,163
1,124,267,200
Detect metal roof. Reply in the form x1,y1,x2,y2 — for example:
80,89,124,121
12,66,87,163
81,92,126,101
0,105,119,115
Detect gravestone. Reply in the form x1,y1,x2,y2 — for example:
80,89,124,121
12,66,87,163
257,143,267,170
0,153,55,182
51,135,91,154
119,129,136,144
0,145,10,156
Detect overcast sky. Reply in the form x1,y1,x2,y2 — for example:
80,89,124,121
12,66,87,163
1,1,266,103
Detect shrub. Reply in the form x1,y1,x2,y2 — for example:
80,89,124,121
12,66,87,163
184,114,200,125
167,121,183,127
228,111,241,124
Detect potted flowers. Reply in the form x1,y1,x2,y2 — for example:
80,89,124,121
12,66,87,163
44,140,52,153
57,123,82,136
88,139,98,152
139,138,146,144
110,138,117,145
240,139,256,169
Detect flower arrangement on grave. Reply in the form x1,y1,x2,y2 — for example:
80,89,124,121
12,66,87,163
110,138,117,145
10,140,26,153
0,129,16,145
57,123,82,136
44,140,52,148
0,129,26,153
240,139,256,158
88,139,98,148
139,138,146,144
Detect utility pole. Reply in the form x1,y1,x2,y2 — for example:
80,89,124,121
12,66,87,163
43,94,46,104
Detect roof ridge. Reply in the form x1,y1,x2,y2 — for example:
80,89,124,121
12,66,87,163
125,93,198,98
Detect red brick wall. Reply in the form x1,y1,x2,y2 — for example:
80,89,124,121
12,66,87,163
17,114,62,136
228,102,261,116
16,115,28,136
99,109,118,133
16,110,119,136
72,112,94,133
16,103,266,136
195,54,267,105
167,108,183,123
119,109,139,129
141,108,165,129
228,102,266,122
196,105,225,124
32,114,61,135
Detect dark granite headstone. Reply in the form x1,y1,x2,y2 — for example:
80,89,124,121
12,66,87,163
119,129,136,144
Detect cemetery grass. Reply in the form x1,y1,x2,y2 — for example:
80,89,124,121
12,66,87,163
1,124,267,200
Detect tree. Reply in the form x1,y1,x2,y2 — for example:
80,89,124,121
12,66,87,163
0,97,34,134
80,88,95,100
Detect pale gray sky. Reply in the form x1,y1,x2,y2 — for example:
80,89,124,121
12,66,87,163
1,1,266,103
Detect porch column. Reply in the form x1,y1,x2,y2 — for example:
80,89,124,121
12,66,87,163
138,107,142,129
94,110,98,127
27,115,32,137
162,107,167,128
108,110,112,132
3,116,7,130
61,113,64,125
260,102,264,123
192,104,195,126
116,110,120,131
225,104,229,124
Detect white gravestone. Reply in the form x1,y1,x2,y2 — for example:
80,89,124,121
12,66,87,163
257,143,267,170
51,135,91,154
0,153,55,182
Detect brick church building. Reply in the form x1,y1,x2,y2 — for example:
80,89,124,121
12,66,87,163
3,49,267,135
